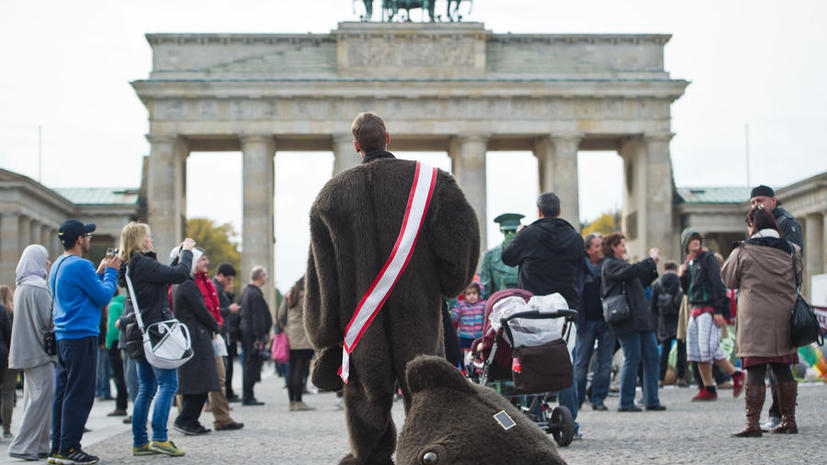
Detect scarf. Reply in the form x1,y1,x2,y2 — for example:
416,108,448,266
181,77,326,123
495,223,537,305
195,272,222,326
750,228,780,239
16,244,49,289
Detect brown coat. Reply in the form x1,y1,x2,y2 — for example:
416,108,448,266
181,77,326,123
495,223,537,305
277,278,311,351
721,242,802,358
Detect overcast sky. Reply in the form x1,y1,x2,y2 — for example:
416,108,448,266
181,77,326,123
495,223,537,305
1,0,825,291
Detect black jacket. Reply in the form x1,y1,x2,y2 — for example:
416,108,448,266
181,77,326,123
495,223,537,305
239,284,272,343
650,272,682,341
121,250,192,359
172,278,220,394
501,217,585,309
679,250,728,317
213,277,240,341
0,304,10,362
773,207,804,254
601,256,659,336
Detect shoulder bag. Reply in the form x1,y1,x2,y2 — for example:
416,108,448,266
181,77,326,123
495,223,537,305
602,281,630,325
787,243,823,348
125,263,194,369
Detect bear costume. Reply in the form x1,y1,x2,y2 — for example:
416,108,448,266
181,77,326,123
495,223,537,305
397,355,568,465
304,150,479,465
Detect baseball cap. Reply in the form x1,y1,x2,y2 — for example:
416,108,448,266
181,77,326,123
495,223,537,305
58,219,96,244
750,185,775,199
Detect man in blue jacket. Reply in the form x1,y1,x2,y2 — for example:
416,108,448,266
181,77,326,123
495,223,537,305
49,220,120,465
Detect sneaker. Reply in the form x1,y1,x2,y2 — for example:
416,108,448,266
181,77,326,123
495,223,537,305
173,422,210,436
591,403,608,411
149,440,185,457
761,416,782,432
732,371,745,398
676,378,691,388
691,388,718,401
51,448,99,465
9,451,39,461
132,444,158,456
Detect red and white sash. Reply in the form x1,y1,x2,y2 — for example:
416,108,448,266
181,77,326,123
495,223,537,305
339,162,438,383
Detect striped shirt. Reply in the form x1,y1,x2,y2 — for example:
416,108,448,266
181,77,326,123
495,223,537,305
451,300,486,339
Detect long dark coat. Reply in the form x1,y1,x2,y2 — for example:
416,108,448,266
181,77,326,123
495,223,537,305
304,152,479,462
172,278,221,394
601,256,659,336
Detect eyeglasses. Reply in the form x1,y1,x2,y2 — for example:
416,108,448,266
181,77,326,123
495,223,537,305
85,234,93,238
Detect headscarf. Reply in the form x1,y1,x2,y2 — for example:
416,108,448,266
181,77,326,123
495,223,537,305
168,246,204,277
16,244,49,289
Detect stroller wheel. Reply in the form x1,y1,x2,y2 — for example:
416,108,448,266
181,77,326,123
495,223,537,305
550,406,575,447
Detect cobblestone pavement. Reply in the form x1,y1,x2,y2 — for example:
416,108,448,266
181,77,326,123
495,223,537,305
1,366,824,464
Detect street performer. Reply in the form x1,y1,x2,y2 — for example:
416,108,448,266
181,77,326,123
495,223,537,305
304,112,479,465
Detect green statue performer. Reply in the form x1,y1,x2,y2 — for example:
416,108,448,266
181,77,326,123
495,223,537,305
479,213,523,297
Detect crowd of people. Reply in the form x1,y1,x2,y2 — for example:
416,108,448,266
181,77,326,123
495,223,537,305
0,111,814,464
448,183,809,442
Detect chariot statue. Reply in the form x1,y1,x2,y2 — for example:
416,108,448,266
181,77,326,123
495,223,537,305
353,0,472,22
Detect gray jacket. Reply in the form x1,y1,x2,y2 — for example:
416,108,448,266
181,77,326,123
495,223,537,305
9,285,55,369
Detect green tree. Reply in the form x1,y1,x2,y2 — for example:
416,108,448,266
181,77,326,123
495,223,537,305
582,211,621,236
186,217,241,278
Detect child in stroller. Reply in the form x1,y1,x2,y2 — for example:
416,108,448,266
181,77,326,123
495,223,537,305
469,289,578,447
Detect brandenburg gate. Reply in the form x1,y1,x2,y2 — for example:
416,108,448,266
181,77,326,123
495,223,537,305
132,22,687,303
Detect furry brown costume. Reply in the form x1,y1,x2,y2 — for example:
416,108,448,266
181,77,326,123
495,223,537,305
305,153,479,465
397,356,567,465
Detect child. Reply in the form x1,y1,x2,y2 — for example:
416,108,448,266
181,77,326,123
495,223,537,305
451,283,486,352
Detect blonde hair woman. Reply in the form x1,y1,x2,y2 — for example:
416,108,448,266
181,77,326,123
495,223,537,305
117,222,196,457
8,245,53,460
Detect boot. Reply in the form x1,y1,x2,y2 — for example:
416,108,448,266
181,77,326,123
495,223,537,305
770,380,798,434
732,384,764,437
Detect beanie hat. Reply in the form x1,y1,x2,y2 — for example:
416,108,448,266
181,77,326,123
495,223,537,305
750,184,775,199
680,227,702,254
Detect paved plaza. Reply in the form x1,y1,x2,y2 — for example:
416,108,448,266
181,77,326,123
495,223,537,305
0,365,824,464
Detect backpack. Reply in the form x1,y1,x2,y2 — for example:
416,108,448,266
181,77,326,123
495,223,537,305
656,285,681,318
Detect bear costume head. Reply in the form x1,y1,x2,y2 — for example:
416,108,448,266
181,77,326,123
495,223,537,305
397,355,568,465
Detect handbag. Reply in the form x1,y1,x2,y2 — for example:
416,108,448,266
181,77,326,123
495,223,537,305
271,331,290,364
602,282,630,324
125,264,194,369
512,339,573,394
787,244,823,348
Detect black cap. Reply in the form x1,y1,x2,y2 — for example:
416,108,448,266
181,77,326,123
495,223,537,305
58,219,96,244
750,184,775,199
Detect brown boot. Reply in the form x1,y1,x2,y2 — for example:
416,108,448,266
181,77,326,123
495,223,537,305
732,384,764,437
770,380,798,434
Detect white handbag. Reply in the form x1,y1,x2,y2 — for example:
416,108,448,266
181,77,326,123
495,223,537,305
125,264,194,369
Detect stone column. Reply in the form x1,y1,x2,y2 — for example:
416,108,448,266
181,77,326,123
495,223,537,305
18,216,31,251
30,219,41,245
146,134,188,257
449,134,488,249
50,228,61,258
241,134,276,308
805,214,824,299
533,135,582,229
332,134,360,175
0,214,20,286
40,224,51,250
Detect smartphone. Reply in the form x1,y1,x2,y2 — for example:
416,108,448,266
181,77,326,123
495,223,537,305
106,248,116,257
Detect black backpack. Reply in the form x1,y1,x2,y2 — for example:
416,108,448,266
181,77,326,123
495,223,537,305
656,285,682,318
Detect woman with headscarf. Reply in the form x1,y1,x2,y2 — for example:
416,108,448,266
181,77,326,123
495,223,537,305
170,247,221,435
7,245,54,461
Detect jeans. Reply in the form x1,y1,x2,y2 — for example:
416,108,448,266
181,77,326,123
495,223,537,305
556,383,579,434
616,331,661,408
95,347,111,398
122,350,138,403
52,336,97,452
132,359,178,447
574,320,615,406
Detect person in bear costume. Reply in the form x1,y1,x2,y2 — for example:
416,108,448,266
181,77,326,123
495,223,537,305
397,355,568,465
304,112,480,465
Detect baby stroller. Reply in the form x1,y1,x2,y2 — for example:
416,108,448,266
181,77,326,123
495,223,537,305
469,289,578,447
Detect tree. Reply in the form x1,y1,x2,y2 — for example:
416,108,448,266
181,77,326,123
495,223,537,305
582,211,621,236
186,217,241,278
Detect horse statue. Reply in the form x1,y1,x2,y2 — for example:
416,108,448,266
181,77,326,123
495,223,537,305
354,0,374,21
382,0,436,22
446,0,472,22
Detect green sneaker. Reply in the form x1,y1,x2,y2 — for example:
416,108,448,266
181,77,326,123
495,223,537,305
150,440,185,457
132,443,158,456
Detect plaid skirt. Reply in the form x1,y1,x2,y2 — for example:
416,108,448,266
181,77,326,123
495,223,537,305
687,311,726,362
